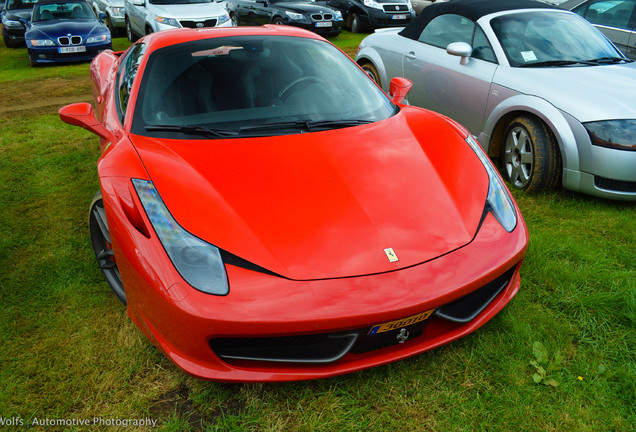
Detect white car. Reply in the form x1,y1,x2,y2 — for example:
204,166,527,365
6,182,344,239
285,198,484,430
90,0,125,36
125,0,231,41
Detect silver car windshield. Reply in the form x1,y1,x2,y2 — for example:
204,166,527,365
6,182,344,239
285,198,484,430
133,36,395,138
491,10,623,67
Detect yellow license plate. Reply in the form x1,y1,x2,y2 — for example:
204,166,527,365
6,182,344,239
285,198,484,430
368,309,435,335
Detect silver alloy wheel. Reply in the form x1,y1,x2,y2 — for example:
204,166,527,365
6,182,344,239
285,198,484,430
230,13,238,26
504,125,534,189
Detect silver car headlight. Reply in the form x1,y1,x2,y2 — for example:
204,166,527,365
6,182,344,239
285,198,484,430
584,120,636,151
217,13,230,24
109,7,125,17
155,16,180,27
132,179,229,296
363,0,384,9
466,135,517,232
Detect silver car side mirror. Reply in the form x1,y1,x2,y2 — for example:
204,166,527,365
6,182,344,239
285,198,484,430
446,42,472,65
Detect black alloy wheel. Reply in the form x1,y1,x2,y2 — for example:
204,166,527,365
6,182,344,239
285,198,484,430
89,191,126,304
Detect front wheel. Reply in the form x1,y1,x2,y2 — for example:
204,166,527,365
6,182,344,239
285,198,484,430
272,17,285,25
350,13,363,33
361,62,380,86
502,115,561,193
89,191,126,304
230,12,238,26
126,17,138,42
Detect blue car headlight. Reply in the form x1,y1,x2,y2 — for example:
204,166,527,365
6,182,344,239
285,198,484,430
86,34,110,43
30,39,55,46
132,179,229,296
466,135,517,232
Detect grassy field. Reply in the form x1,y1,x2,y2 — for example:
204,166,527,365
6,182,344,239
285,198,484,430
0,33,634,432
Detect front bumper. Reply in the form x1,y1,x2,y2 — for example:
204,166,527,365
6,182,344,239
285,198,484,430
104,177,528,382
283,19,344,35
154,17,232,33
362,8,412,29
28,42,113,64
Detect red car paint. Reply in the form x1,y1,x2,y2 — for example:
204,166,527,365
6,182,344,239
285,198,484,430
60,25,528,382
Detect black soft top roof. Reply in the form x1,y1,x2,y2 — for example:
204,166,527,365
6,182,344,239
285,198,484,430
399,0,559,40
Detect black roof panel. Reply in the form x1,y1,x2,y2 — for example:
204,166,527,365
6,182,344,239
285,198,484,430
399,0,559,40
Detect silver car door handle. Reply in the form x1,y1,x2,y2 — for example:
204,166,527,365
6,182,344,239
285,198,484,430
405,51,416,60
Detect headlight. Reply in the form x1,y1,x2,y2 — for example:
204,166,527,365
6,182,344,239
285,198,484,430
30,39,55,46
584,120,636,151
217,13,230,24
155,16,180,27
86,34,110,43
466,135,517,232
285,11,305,20
364,0,384,9
334,10,343,21
109,7,124,16
132,179,229,296
3,19,23,28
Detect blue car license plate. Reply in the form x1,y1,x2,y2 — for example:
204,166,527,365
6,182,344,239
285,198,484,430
59,46,86,54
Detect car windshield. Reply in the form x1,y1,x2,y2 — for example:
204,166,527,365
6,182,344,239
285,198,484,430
7,0,37,10
491,10,623,67
133,36,396,138
32,1,95,21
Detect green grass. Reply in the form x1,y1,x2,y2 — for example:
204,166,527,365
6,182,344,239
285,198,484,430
0,34,634,431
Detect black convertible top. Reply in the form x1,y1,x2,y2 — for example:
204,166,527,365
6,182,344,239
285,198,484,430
399,0,559,40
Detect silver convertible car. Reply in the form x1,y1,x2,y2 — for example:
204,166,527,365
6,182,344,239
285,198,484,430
356,0,636,200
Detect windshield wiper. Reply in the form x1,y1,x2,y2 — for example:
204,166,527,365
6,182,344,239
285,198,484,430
239,119,373,134
519,60,597,68
145,124,238,139
585,56,633,64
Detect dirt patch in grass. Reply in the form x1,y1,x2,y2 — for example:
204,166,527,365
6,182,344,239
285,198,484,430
0,75,92,116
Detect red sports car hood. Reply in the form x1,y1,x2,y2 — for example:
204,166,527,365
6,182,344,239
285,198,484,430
130,107,489,280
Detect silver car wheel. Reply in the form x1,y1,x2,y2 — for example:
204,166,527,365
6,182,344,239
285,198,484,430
504,125,534,189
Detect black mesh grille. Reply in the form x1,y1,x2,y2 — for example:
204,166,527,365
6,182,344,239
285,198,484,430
179,19,218,28
58,36,82,45
594,176,636,193
209,268,515,364
382,4,408,12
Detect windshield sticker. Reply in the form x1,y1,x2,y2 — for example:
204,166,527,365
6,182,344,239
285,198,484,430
521,51,537,62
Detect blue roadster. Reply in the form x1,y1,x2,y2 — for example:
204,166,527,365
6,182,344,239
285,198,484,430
25,0,111,66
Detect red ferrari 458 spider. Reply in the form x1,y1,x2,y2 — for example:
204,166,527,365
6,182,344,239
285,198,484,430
59,25,528,382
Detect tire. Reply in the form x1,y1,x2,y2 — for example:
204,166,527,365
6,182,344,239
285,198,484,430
230,12,238,26
105,14,122,37
501,115,561,194
361,62,380,86
89,191,126,304
350,13,363,33
28,55,38,67
126,17,138,42
272,17,285,25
